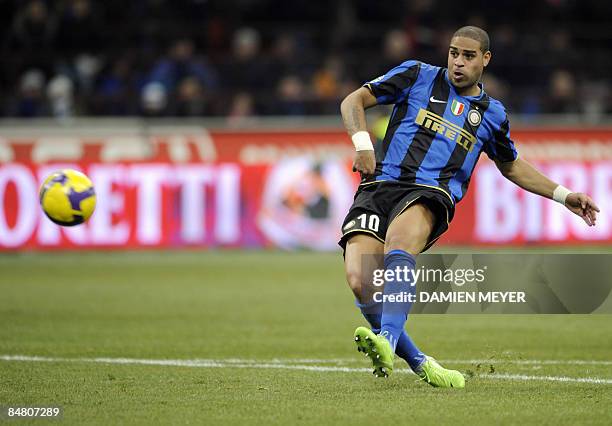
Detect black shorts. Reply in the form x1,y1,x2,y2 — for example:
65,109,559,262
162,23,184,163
338,181,455,253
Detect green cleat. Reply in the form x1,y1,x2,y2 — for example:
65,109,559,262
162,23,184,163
354,326,394,377
416,356,465,388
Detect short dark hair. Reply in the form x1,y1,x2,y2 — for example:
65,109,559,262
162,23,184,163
452,26,490,53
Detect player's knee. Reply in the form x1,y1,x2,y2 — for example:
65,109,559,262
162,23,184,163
385,230,427,255
345,268,363,299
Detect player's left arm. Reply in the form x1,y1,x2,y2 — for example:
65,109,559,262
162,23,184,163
496,157,600,226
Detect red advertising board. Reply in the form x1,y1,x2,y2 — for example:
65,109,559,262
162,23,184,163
1,127,611,250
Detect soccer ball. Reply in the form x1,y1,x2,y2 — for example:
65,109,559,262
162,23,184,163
39,169,96,226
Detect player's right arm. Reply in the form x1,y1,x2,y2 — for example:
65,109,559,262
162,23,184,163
341,60,421,177
340,87,378,175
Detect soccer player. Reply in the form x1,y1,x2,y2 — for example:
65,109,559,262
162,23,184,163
338,26,600,388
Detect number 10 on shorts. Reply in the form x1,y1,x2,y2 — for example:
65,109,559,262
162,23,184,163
357,213,380,232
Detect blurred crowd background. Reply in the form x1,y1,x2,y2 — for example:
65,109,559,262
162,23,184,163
1,0,610,121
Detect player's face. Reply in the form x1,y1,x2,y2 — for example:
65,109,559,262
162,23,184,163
447,37,491,91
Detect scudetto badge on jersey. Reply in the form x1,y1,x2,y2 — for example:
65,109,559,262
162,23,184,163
451,100,465,116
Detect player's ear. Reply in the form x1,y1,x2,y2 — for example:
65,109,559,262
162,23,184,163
483,51,491,67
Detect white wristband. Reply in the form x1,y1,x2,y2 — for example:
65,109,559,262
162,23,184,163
553,185,572,205
351,131,374,151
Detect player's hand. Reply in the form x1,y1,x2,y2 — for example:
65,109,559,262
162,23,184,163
352,150,376,177
565,193,600,226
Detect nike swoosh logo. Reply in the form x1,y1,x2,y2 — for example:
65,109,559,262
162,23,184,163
430,96,447,104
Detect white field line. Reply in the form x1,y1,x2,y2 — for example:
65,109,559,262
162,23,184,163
178,358,612,366
478,373,612,385
3,355,612,366
442,359,612,366
5,355,610,366
1,355,612,385
0,355,374,373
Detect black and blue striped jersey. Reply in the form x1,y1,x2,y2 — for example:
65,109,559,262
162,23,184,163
364,60,518,205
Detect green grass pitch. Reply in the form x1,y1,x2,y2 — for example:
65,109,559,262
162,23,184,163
0,251,611,425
